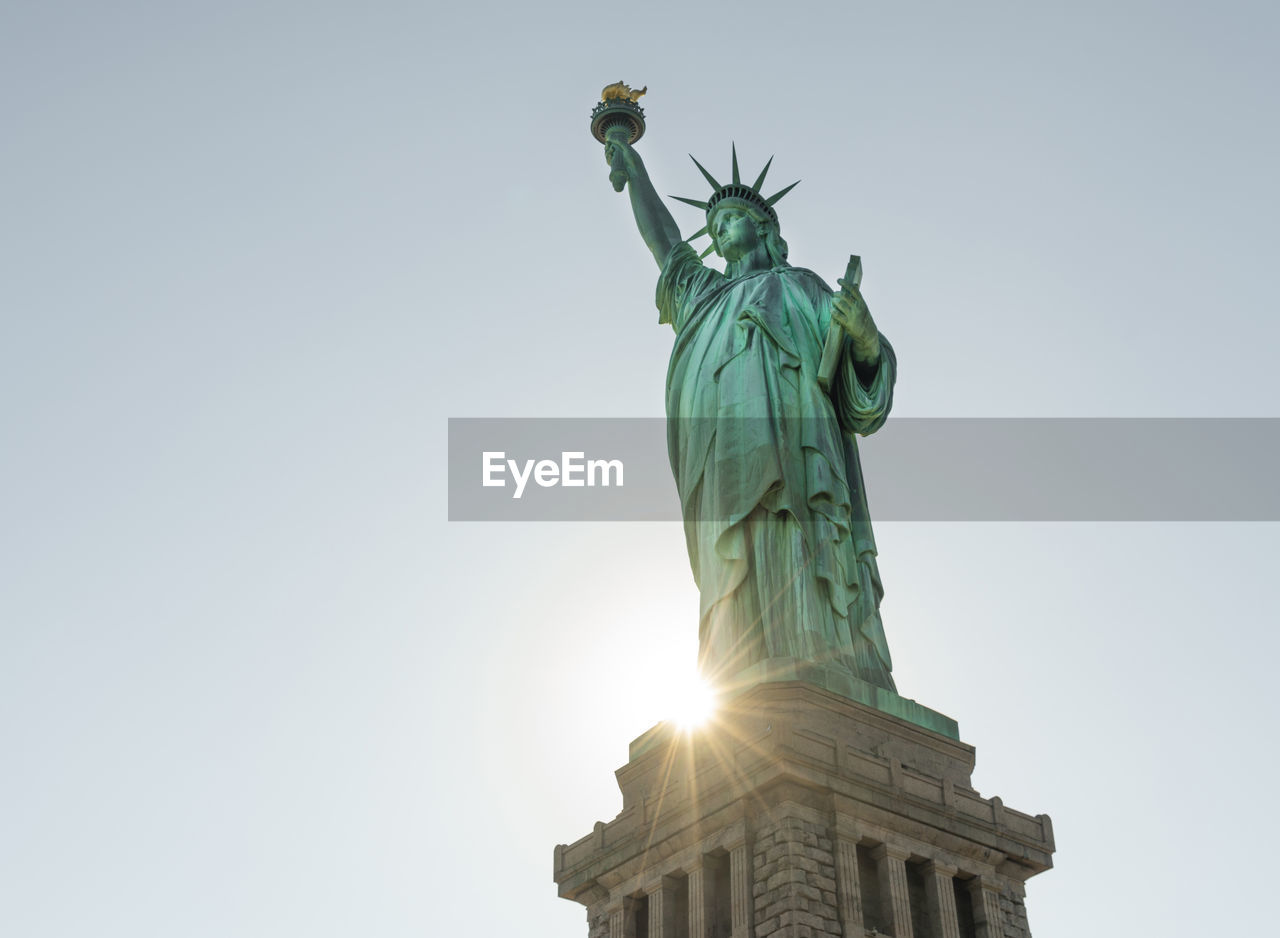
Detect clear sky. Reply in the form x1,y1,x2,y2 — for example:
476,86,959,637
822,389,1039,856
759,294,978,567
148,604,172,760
3,1,1278,936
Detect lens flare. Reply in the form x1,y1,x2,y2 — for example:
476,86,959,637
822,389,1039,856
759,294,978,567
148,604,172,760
670,675,716,730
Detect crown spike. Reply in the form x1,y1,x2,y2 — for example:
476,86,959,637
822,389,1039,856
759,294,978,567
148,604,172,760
750,156,774,192
670,195,710,210
731,143,741,185
698,242,718,259
764,180,800,207
686,225,709,242
689,154,722,190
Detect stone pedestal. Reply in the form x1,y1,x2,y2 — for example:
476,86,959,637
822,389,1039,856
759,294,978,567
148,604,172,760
554,682,1053,938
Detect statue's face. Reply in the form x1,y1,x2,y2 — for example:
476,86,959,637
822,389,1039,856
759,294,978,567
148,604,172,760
711,207,761,261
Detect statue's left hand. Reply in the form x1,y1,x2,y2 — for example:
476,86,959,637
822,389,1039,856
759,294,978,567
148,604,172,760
832,282,881,363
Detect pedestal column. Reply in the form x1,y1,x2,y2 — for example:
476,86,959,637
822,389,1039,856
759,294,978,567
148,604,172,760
833,824,864,936
922,861,961,938
648,878,676,938
687,857,708,938
871,843,914,938
967,878,1005,938
608,899,636,938
729,841,753,938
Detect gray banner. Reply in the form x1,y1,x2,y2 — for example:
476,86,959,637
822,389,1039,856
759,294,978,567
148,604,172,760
447,418,1280,521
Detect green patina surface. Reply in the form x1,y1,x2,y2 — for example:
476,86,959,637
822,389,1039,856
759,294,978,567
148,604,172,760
726,660,960,740
595,91,937,723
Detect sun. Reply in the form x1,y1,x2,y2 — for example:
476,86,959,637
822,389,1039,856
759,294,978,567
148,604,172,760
669,674,717,730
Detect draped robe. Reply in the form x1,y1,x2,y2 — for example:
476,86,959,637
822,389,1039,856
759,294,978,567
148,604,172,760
656,242,897,691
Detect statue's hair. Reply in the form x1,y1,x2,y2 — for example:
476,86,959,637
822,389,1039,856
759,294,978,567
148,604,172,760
712,200,790,278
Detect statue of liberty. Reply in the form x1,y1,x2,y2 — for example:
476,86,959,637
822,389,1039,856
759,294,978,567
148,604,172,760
600,106,898,696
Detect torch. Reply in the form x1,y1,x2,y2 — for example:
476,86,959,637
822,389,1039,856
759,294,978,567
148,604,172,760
590,82,647,192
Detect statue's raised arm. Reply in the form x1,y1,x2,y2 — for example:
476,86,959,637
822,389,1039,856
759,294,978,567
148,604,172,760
589,82,680,270
604,138,681,271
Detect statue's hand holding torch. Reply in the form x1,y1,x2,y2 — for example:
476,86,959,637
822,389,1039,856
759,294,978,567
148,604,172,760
603,130,636,192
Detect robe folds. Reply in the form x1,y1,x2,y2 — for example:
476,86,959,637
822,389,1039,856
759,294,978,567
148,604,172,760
656,242,897,691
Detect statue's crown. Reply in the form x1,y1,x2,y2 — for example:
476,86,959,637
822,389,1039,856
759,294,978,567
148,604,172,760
670,145,799,257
